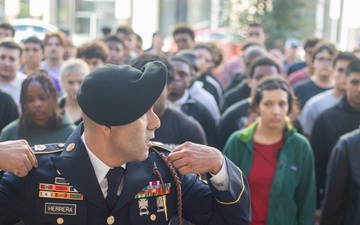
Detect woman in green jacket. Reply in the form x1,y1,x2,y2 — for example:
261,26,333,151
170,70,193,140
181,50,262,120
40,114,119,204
0,71,76,146
223,76,315,225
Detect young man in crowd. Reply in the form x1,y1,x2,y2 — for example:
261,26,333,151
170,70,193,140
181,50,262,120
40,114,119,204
77,41,109,71
104,35,125,66
19,36,44,76
172,23,195,52
311,59,360,221
193,43,223,107
41,32,66,84
293,41,337,109
115,25,137,64
0,40,25,109
0,22,15,40
287,36,322,86
300,52,355,137
168,56,217,146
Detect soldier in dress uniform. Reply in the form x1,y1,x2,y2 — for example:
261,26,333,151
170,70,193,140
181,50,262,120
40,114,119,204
0,61,251,225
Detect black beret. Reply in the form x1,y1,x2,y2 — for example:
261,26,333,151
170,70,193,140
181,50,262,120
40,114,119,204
77,61,167,126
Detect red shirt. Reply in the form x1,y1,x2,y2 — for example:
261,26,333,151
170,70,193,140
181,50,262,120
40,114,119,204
248,137,284,225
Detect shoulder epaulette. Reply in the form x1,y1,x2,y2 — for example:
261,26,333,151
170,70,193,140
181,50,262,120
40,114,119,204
32,143,64,155
151,141,171,153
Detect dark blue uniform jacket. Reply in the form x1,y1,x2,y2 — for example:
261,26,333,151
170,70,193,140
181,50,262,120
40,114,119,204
0,124,250,225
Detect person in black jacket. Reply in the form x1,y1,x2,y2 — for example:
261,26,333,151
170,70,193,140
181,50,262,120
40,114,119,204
311,59,360,222
0,91,18,132
168,56,217,146
320,126,360,225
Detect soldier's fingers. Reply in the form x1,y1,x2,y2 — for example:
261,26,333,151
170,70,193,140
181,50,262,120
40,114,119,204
170,157,189,170
23,156,33,172
26,147,38,168
15,165,29,177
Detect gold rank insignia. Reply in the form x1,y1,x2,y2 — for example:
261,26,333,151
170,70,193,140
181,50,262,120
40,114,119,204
66,143,75,152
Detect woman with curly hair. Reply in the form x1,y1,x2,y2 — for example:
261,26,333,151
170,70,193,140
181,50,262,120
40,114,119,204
223,75,315,225
0,71,75,146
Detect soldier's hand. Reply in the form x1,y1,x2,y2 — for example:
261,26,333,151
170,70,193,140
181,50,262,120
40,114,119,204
0,140,38,177
167,142,224,175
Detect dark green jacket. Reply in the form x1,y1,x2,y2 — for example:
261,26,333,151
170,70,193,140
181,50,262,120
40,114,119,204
0,112,76,146
223,122,315,225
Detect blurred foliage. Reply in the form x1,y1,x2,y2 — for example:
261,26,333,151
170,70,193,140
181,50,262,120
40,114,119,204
221,0,317,49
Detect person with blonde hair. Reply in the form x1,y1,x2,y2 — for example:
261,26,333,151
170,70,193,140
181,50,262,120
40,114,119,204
59,58,90,125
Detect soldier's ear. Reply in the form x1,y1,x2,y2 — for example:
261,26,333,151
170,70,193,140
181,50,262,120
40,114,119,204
99,124,112,136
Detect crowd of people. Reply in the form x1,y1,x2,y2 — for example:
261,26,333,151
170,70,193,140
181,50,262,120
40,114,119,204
0,19,359,225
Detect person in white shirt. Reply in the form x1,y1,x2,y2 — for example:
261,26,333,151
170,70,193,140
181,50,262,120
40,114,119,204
0,39,26,110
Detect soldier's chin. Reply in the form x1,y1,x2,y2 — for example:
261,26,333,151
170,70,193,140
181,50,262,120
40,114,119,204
138,151,149,162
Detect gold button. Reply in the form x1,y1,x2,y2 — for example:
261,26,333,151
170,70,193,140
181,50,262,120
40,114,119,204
66,143,75,152
107,216,115,225
57,217,64,224
150,214,156,221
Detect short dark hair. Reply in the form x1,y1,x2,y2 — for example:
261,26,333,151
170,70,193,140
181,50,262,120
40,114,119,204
0,39,23,57
172,23,195,41
345,59,360,77
250,76,299,123
303,36,322,50
248,23,265,33
135,33,143,44
0,22,15,37
101,26,111,36
193,43,213,60
131,53,174,84
76,41,109,62
152,31,163,38
22,36,44,51
311,41,337,63
333,51,356,67
104,35,125,48
116,25,134,35
170,56,193,69
176,50,198,72
248,56,280,79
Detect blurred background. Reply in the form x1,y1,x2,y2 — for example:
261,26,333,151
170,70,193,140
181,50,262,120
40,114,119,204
0,0,359,56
